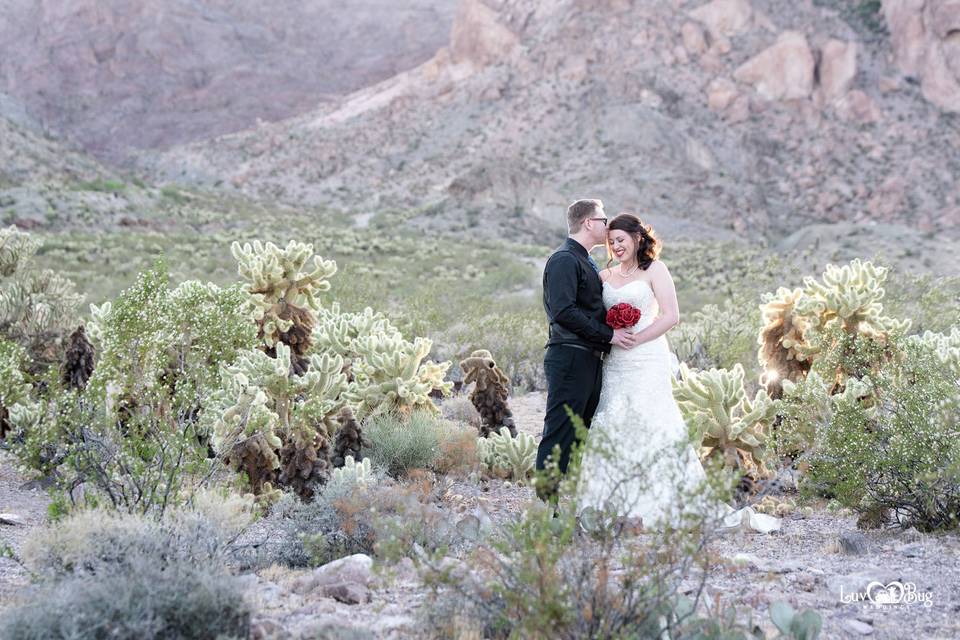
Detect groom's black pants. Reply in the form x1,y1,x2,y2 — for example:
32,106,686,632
536,344,604,480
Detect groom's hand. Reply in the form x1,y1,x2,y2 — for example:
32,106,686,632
611,328,638,349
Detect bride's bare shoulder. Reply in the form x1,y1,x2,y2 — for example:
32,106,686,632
647,259,669,274
599,267,614,282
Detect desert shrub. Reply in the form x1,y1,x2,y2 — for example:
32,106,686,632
439,394,481,428
22,492,253,578
669,298,762,377
12,377,210,516
242,469,465,568
884,271,960,335
442,308,546,391
88,265,257,418
248,481,380,568
796,336,960,530
0,555,250,640
432,423,480,477
361,410,443,478
3,500,254,640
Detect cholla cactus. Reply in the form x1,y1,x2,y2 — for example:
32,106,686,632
672,362,776,481
312,304,402,379
476,427,536,481
758,260,910,397
758,287,811,398
209,343,349,499
332,406,369,467
908,328,960,378
0,226,83,368
345,333,452,419
330,455,373,489
459,349,516,437
0,339,35,439
753,495,797,516
795,259,910,357
61,326,95,390
231,240,337,372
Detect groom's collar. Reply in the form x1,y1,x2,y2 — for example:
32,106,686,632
564,237,589,257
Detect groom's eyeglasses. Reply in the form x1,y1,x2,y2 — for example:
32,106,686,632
589,217,608,226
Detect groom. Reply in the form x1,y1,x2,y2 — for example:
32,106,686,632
535,198,637,502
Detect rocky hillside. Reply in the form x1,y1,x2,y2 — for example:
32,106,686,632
0,0,458,163
143,0,960,247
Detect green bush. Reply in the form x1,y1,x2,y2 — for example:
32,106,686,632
361,410,443,478
798,336,960,530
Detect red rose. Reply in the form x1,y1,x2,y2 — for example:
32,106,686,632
606,302,642,329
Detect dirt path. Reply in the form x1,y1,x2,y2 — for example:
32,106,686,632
0,450,50,606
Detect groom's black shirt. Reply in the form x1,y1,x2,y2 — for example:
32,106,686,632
543,238,614,352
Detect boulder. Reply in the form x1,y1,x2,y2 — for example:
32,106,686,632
818,39,858,103
734,31,815,100
836,90,883,123
689,0,754,39
450,0,520,68
883,0,960,111
707,77,740,110
681,21,708,55
290,553,374,595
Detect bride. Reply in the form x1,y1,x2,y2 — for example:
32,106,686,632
575,213,780,534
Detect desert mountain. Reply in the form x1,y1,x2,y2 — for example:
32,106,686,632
0,0,459,163
143,0,960,248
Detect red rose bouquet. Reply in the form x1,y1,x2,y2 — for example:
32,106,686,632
606,302,642,329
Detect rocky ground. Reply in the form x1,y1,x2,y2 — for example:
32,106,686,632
1,392,958,638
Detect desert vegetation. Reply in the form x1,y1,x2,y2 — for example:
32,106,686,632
0,220,956,638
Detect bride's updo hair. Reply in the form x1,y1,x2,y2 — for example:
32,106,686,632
606,212,661,270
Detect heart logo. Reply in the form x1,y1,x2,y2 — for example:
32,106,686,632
866,581,905,605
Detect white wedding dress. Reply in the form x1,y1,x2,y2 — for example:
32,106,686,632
576,279,780,534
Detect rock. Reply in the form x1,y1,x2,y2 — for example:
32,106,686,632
730,552,762,568
707,77,739,111
843,618,875,635
689,0,754,39
838,531,870,555
897,542,925,557
290,554,374,595
322,582,372,605
681,21,708,55
818,39,858,103
884,0,960,111
835,90,882,124
734,31,815,100
0,0,459,161
450,0,520,68
727,95,752,122
0,513,25,526
249,618,287,640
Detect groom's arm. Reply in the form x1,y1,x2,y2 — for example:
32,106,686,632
545,253,615,344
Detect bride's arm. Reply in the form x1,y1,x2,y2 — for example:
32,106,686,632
632,260,679,344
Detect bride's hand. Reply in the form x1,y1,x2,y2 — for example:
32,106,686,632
612,328,638,349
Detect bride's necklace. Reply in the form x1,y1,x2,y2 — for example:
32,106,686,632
619,262,640,278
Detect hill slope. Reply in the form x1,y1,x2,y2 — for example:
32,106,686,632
145,0,960,246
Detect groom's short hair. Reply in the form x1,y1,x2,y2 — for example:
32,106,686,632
567,199,603,234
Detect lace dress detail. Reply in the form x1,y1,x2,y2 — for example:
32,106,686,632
575,279,780,534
